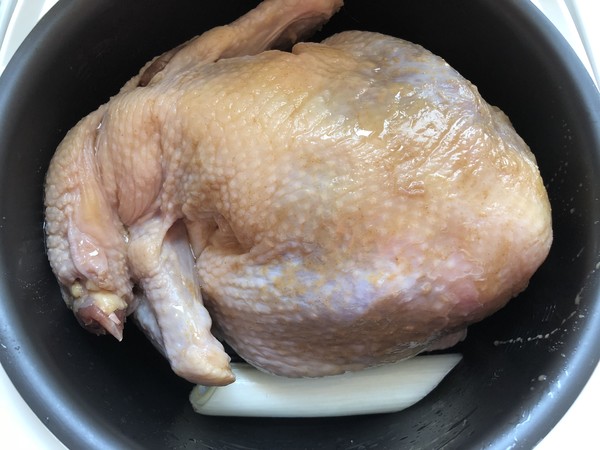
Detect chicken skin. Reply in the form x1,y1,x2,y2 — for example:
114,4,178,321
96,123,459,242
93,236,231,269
44,0,552,385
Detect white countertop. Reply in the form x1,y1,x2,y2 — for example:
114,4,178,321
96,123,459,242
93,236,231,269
1,1,599,448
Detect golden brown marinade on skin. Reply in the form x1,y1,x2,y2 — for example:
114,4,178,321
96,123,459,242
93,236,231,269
44,0,551,385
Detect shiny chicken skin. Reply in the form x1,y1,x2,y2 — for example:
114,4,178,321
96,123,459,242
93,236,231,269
44,0,552,385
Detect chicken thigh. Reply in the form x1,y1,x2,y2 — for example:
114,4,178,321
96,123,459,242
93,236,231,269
45,0,552,385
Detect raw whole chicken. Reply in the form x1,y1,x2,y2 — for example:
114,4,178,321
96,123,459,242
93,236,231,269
44,0,552,386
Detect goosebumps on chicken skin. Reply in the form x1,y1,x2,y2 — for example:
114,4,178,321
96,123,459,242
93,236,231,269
44,0,552,386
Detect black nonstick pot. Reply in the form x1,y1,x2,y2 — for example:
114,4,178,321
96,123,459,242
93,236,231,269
1,1,599,449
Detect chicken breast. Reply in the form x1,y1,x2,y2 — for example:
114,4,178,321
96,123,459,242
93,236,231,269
44,0,552,385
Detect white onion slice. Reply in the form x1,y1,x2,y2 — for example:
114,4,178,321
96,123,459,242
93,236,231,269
190,354,461,417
